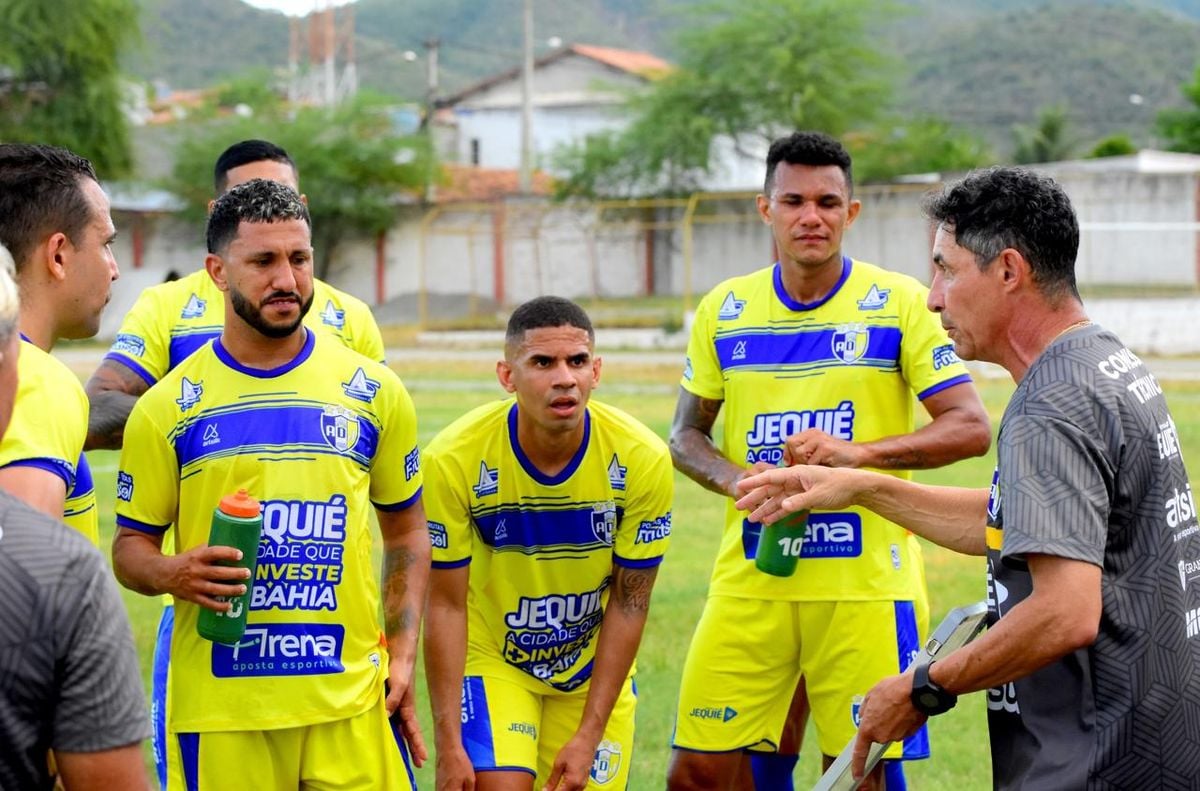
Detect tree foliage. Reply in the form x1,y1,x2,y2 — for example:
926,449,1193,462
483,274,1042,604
1156,62,1200,152
848,118,993,183
169,91,432,279
0,0,139,177
1013,105,1076,164
555,0,897,196
1088,134,1138,158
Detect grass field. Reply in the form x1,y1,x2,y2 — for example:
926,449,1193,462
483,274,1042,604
84,353,1200,789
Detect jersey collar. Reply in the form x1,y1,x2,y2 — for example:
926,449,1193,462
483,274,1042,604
213,327,315,378
773,255,852,312
507,402,592,486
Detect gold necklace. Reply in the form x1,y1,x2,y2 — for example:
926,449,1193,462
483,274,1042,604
1052,318,1092,343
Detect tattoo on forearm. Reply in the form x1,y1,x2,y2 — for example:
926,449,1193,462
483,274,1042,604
614,566,656,615
86,392,136,450
383,545,417,635
670,392,739,495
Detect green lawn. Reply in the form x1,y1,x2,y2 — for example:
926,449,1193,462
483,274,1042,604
87,356,1200,789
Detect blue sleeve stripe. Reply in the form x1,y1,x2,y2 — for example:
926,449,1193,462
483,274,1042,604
613,554,664,569
103,352,158,387
432,558,472,569
917,373,973,401
373,486,423,513
1,458,73,487
116,514,170,535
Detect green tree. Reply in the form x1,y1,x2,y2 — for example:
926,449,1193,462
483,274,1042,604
1088,134,1137,158
1013,105,1076,164
555,0,897,197
849,118,993,183
1156,62,1200,152
0,0,139,177
169,92,432,279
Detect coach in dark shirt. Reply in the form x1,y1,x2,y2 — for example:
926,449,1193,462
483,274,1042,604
0,239,150,789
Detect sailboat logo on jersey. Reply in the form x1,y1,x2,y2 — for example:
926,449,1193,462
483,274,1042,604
342,367,381,403
831,324,869,364
320,300,345,330
608,454,627,491
320,405,361,453
718,291,746,320
181,293,207,319
856,284,890,310
473,462,499,498
176,377,203,410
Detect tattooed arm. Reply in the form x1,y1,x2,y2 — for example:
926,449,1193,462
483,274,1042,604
544,564,660,791
668,388,751,497
84,359,151,451
378,501,432,767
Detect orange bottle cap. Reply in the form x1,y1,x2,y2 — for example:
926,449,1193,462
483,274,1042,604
219,489,261,518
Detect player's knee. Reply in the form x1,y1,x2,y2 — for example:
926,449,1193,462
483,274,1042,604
667,750,731,791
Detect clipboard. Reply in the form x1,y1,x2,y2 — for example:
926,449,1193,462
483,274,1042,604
810,600,989,791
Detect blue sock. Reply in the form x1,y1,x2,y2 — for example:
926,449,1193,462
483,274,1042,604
751,752,798,791
883,760,907,791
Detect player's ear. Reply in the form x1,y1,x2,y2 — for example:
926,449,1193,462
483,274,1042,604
43,231,70,282
756,193,772,225
496,359,516,393
205,253,229,291
591,354,602,388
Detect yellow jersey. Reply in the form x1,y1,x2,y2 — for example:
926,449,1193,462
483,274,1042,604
115,330,422,732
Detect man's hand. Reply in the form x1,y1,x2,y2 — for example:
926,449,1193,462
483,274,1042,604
387,658,428,768
434,743,475,791
734,465,870,523
160,545,249,611
784,428,866,468
543,731,600,791
850,670,927,782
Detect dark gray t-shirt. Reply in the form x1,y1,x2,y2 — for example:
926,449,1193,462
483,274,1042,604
985,325,1200,789
0,492,150,790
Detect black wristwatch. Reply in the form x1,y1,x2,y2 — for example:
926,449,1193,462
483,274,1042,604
910,661,957,716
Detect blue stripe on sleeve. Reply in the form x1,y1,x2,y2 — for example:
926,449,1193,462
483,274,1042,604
103,352,158,387
917,373,973,401
115,514,171,535
1,457,74,488
373,487,422,513
613,554,665,569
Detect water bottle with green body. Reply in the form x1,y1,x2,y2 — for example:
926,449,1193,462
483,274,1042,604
755,508,811,577
196,489,263,644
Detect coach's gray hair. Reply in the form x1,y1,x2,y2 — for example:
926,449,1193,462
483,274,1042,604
0,244,19,343
205,178,310,254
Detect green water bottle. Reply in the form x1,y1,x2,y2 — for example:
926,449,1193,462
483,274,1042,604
755,510,810,577
196,489,263,645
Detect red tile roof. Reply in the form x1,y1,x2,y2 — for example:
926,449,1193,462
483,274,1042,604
569,44,671,79
436,163,555,202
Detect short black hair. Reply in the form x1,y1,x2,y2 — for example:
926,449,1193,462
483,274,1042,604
213,139,297,194
206,179,311,254
505,296,595,347
764,131,853,194
923,166,1080,300
0,144,99,273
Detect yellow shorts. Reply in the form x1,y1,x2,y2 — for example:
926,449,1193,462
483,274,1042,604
165,691,415,790
672,596,930,760
460,673,636,788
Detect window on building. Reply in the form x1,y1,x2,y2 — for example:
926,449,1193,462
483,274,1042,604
470,138,481,165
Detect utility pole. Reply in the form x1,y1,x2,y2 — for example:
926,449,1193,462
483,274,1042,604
519,0,534,193
424,37,440,203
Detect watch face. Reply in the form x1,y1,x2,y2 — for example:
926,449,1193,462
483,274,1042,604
919,692,939,708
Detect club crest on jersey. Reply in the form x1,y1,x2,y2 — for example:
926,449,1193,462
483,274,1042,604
473,462,499,498
987,467,1001,522
320,405,360,453
592,502,617,545
342,367,381,403
181,293,207,319
607,454,627,490
176,377,203,410
319,299,346,329
718,291,746,320
856,284,890,310
591,740,623,785
832,324,869,364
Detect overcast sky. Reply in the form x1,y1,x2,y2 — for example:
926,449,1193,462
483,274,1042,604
241,0,354,16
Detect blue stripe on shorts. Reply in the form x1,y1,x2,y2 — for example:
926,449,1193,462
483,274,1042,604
460,676,497,768
894,601,930,760
152,605,174,790
178,732,200,791
389,709,417,789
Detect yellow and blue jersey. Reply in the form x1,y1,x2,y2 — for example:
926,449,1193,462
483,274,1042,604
424,398,672,694
104,268,385,386
0,337,97,544
115,331,422,733
684,258,972,602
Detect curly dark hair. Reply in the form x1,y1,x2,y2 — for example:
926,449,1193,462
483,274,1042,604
206,179,310,254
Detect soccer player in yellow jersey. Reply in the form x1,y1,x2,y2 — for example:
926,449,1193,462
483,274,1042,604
86,139,385,788
0,144,121,545
424,296,673,790
666,132,991,791
112,179,429,790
